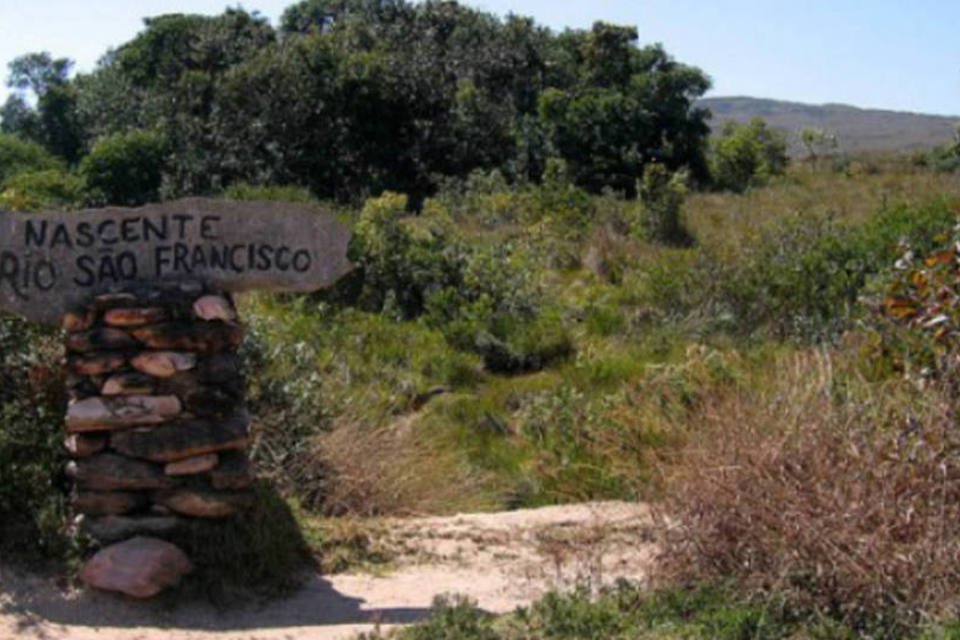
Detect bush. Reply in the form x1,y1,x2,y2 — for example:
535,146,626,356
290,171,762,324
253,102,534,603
0,168,86,211
0,133,61,184
704,197,959,340
710,118,788,193
80,128,166,206
659,349,960,635
0,315,70,567
635,163,692,246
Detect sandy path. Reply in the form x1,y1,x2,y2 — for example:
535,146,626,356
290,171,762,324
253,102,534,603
0,501,656,640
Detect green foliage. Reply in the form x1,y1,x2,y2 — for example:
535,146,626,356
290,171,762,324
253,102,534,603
0,316,71,568
635,163,691,246
1,52,82,163
704,198,959,340
710,117,788,193
400,595,499,640
0,133,61,184
79,129,166,206
221,182,317,203
0,168,85,211
394,583,840,639
54,3,711,202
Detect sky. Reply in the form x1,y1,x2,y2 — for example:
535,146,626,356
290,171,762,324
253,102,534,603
0,0,958,116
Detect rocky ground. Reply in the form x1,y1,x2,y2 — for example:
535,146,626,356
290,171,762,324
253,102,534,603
0,501,656,640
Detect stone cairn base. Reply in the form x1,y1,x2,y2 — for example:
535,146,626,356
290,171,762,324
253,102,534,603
62,283,254,597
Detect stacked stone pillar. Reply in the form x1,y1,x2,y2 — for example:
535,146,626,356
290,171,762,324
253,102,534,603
63,283,254,552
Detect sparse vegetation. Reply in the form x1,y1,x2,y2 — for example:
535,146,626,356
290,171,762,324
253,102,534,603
3,2,960,634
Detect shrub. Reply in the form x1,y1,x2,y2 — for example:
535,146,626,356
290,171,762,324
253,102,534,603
705,197,959,340
635,163,692,246
0,133,61,184
0,168,86,211
710,118,788,193
80,128,166,206
0,315,70,567
659,349,960,634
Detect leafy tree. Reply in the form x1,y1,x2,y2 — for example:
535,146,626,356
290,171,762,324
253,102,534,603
79,129,166,206
710,117,789,192
1,53,82,163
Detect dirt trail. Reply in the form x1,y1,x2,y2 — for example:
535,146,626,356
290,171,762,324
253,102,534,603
0,501,656,640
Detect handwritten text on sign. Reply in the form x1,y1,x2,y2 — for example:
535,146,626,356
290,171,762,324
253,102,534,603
0,198,352,324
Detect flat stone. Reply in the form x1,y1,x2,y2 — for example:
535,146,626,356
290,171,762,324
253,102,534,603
65,328,138,353
64,433,108,458
67,453,172,491
210,451,255,490
68,353,126,376
110,411,249,463
74,491,148,516
79,515,182,543
131,322,243,352
103,307,168,327
79,537,192,598
65,395,182,432
165,454,218,476
130,351,197,378
102,372,156,396
161,374,244,404
193,295,236,321
62,307,96,332
153,488,254,518
195,353,244,382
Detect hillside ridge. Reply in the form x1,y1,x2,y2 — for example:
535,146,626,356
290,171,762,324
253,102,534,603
700,95,960,154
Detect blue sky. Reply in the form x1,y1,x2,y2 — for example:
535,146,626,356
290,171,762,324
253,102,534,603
1,0,958,115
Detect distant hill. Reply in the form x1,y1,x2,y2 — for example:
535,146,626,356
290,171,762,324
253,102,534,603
699,96,960,156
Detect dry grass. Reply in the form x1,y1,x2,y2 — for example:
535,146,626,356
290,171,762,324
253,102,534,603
656,348,960,631
307,412,504,517
686,167,960,262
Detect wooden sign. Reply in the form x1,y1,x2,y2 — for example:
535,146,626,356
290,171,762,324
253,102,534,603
0,198,352,324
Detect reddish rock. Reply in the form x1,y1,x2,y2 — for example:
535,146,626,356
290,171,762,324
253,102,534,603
67,453,172,491
110,411,249,463
65,395,182,432
130,352,197,378
62,307,96,332
154,488,253,518
74,491,147,516
102,372,156,396
165,453,218,476
103,307,167,327
210,452,255,490
193,295,236,322
79,536,192,598
64,433,108,458
65,328,138,353
132,322,243,352
67,353,126,376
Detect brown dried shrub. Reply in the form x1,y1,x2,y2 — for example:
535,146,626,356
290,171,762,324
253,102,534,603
657,349,960,632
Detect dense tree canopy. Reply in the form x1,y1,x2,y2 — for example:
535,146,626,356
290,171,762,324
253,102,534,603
0,1,713,205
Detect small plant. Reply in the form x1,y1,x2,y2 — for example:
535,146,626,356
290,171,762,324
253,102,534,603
635,163,692,247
